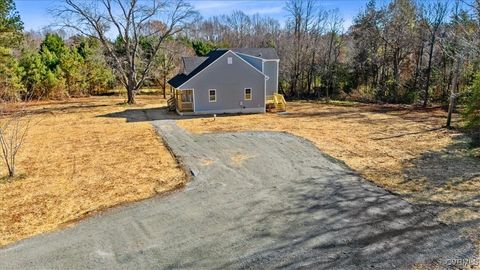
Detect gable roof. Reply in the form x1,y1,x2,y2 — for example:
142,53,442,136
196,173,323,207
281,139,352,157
168,50,228,88
230,48,279,60
182,56,208,75
168,48,278,89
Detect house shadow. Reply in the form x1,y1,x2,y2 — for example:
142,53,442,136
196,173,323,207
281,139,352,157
99,106,205,122
99,106,255,122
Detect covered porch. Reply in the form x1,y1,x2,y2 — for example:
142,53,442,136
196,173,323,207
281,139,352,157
168,88,194,113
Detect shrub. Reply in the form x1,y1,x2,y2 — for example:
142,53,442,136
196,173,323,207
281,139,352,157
464,72,480,146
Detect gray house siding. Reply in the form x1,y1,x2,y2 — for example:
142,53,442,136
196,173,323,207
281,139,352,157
236,53,263,71
264,61,278,96
237,53,278,96
180,51,266,114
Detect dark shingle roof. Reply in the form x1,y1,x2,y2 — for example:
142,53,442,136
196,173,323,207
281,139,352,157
182,57,208,75
167,73,189,89
230,48,279,60
168,48,279,88
168,50,228,88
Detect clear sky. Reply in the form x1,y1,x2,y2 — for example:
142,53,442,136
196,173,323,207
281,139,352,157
15,0,383,32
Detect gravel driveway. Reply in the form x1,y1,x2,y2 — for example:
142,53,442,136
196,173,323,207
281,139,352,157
0,120,474,269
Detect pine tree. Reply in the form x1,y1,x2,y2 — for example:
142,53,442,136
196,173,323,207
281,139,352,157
0,0,24,100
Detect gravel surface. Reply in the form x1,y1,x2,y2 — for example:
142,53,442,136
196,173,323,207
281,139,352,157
0,120,474,269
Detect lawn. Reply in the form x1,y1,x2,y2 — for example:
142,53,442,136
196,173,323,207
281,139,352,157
177,101,480,246
1,96,479,254
0,95,186,246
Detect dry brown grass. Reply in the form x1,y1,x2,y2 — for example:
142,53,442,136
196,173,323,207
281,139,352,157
0,95,186,246
177,101,480,222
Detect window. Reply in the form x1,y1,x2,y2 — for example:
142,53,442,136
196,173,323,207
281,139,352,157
244,88,252,100
209,89,216,102
227,57,232,64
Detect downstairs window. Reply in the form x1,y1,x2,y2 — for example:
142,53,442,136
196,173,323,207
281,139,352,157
244,88,252,100
209,89,216,102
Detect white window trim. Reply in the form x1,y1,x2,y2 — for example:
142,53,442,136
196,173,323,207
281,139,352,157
227,57,233,64
244,88,252,101
209,89,217,102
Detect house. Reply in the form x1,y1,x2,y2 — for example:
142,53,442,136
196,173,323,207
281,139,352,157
167,48,286,115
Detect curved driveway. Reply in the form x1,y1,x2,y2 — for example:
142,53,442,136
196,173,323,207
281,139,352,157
0,120,474,269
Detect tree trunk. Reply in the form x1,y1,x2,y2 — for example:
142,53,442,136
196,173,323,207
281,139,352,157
163,74,167,99
446,94,456,129
326,32,335,99
414,43,424,90
8,166,14,178
392,48,400,102
446,59,462,128
127,86,136,104
379,40,388,99
423,36,435,107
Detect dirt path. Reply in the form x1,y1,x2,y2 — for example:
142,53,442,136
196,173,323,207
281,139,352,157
0,120,474,269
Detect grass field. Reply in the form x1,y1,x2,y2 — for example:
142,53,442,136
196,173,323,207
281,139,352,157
1,95,479,255
0,95,186,246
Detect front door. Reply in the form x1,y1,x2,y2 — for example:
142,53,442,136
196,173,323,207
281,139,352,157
181,90,193,103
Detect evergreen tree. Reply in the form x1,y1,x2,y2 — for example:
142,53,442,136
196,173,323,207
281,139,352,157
464,72,480,145
0,0,24,100
191,40,216,56
76,38,114,95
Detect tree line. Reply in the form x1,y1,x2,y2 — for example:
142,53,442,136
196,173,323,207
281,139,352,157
0,1,115,100
0,0,478,139
184,0,480,140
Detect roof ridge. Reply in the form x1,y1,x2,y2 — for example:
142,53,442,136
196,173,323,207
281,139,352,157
169,49,230,88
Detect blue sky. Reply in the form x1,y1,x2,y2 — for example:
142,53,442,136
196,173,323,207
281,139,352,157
15,0,381,32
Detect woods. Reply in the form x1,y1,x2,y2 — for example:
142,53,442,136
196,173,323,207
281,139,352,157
0,0,479,137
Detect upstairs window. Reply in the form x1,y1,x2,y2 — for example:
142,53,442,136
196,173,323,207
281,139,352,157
244,88,252,100
227,57,232,64
209,89,216,102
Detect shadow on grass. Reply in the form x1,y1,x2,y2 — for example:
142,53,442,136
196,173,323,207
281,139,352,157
99,107,257,122
283,102,451,128
0,174,27,185
278,109,369,120
391,137,480,262
404,141,480,188
1,104,111,117
402,139,480,211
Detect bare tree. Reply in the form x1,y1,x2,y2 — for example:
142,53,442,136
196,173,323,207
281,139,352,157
420,0,449,107
152,40,193,98
324,10,344,99
284,0,318,97
380,0,418,102
442,0,478,127
56,0,197,104
0,105,32,178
